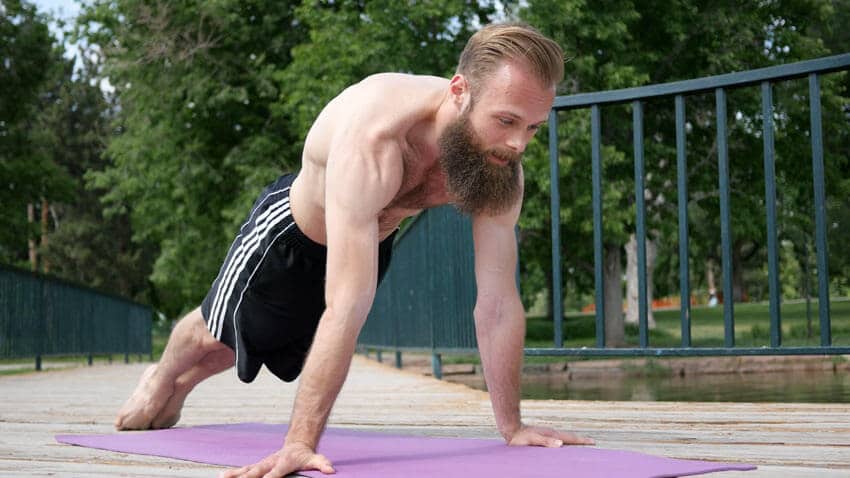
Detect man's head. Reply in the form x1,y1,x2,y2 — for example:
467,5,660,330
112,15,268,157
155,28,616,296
440,23,563,216
456,22,564,99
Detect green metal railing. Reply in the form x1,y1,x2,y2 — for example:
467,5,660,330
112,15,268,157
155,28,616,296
360,54,850,376
540,52,850,358
360,206,478,378
0,264,152,370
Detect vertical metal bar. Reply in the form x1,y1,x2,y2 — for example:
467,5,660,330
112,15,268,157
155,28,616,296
431,353,443,380
809,73,832,346
761,81,782,347
376,349,383,363
716,88,735,347
548,110,563,347
675,95,692,347
632,100,649,348
591,105,605,348
395,350,403,369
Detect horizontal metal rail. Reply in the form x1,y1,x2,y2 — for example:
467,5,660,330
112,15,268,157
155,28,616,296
554,53,850,109
526,347,850,357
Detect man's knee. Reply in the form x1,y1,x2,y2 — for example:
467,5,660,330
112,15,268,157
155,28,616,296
173,307,221,349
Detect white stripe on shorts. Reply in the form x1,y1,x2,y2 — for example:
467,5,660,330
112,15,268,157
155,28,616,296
230,220,296,376
207,189,292,339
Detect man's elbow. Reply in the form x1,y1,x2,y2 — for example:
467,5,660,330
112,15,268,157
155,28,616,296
323,295,374,334
473,295,523,326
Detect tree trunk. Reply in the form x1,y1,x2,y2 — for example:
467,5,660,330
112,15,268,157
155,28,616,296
625,233,656,328
706,258,718,306
27,203,37,272
545,262,554,321
40,197,50,273
603,243,625,347
732,242,747,302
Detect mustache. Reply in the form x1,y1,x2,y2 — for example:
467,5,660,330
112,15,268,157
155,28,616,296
487,148,522,164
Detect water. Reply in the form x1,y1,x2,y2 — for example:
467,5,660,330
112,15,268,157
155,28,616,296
452,370,850,403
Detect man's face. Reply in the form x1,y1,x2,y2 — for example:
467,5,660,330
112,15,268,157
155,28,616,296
439,61,555,216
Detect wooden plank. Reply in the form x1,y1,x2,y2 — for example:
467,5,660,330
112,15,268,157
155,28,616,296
1,356,848,477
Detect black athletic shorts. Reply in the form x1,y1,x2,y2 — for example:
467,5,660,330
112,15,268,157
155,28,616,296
201,173,396,383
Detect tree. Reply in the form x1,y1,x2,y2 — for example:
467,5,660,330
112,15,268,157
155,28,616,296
0,0,68,267
519,0,849,344
77,0,310,316
35,47,156,302
78,0,500,316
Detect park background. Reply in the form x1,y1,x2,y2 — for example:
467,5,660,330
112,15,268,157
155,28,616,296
2,0,849,384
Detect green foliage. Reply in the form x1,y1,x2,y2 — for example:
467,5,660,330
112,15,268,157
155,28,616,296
0,0,70,264
7,0,845,318
77,0,309,315
279,0,497,140
37,51,155,302
78,0,500,316
517,0,850,309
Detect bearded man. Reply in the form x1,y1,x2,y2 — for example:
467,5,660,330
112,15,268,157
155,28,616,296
114,22,594,478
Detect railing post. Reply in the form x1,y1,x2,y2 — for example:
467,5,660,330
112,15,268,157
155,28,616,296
716,87,735,347
632,100,649,348
761,81,782,347
548,109,563,347
808,73,831,346
591,105,605,347
431,352,443,380
675,94,692,347
395,350,403,369
376,349,383,363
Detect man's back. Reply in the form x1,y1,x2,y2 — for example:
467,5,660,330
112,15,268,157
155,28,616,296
289,73,453,245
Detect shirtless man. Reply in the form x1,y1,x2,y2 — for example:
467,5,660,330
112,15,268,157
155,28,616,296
115,22,594,478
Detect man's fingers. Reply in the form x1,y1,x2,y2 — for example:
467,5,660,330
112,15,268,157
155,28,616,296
509,427,595,448
557,431,595,446
307,453,336,474
510,431,560,447
262,462,290,478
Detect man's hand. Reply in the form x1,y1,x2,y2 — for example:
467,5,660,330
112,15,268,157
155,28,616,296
219,443,335,478
507,425,595,448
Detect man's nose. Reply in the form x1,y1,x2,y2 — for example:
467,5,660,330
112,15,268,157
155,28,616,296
505,132,529,154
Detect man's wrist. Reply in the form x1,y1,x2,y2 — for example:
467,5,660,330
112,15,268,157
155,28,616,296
500,421,523,442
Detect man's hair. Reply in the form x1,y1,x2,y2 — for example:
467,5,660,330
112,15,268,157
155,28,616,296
457,22,564,95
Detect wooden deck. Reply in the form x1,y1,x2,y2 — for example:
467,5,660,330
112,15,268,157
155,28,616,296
1,356,848,477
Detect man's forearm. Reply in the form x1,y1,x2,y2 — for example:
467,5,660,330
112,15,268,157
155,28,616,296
284,307,362,449
474,298,526,441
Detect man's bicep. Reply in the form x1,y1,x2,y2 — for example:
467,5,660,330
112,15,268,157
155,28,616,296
322,130,401,319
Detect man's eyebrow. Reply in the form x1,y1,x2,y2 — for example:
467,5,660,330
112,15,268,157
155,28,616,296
496,111,547,126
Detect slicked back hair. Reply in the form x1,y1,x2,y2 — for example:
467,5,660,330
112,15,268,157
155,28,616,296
457,22,564,96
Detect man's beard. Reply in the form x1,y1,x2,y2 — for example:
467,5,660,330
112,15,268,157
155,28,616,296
438,115,522,216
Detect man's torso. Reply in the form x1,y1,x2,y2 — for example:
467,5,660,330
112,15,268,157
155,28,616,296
289,73,453,245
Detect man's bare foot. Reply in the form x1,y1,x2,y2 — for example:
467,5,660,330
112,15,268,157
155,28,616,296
150,382,190,429
115,365,176,430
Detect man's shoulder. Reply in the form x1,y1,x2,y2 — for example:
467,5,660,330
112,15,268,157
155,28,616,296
342,73,447,111
326,73,446,138
357,72,448,90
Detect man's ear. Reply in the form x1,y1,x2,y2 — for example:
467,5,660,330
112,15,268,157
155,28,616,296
449,74,471,112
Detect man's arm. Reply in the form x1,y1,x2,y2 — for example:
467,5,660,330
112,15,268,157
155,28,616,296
472,173,593,448
221,122,402,478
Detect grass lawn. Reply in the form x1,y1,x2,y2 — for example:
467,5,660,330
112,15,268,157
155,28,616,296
526,297,850,349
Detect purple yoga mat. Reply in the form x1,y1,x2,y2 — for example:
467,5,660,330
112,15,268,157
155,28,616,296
56,422,755,477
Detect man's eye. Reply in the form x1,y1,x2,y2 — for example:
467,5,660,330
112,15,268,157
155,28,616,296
499,118,513,126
